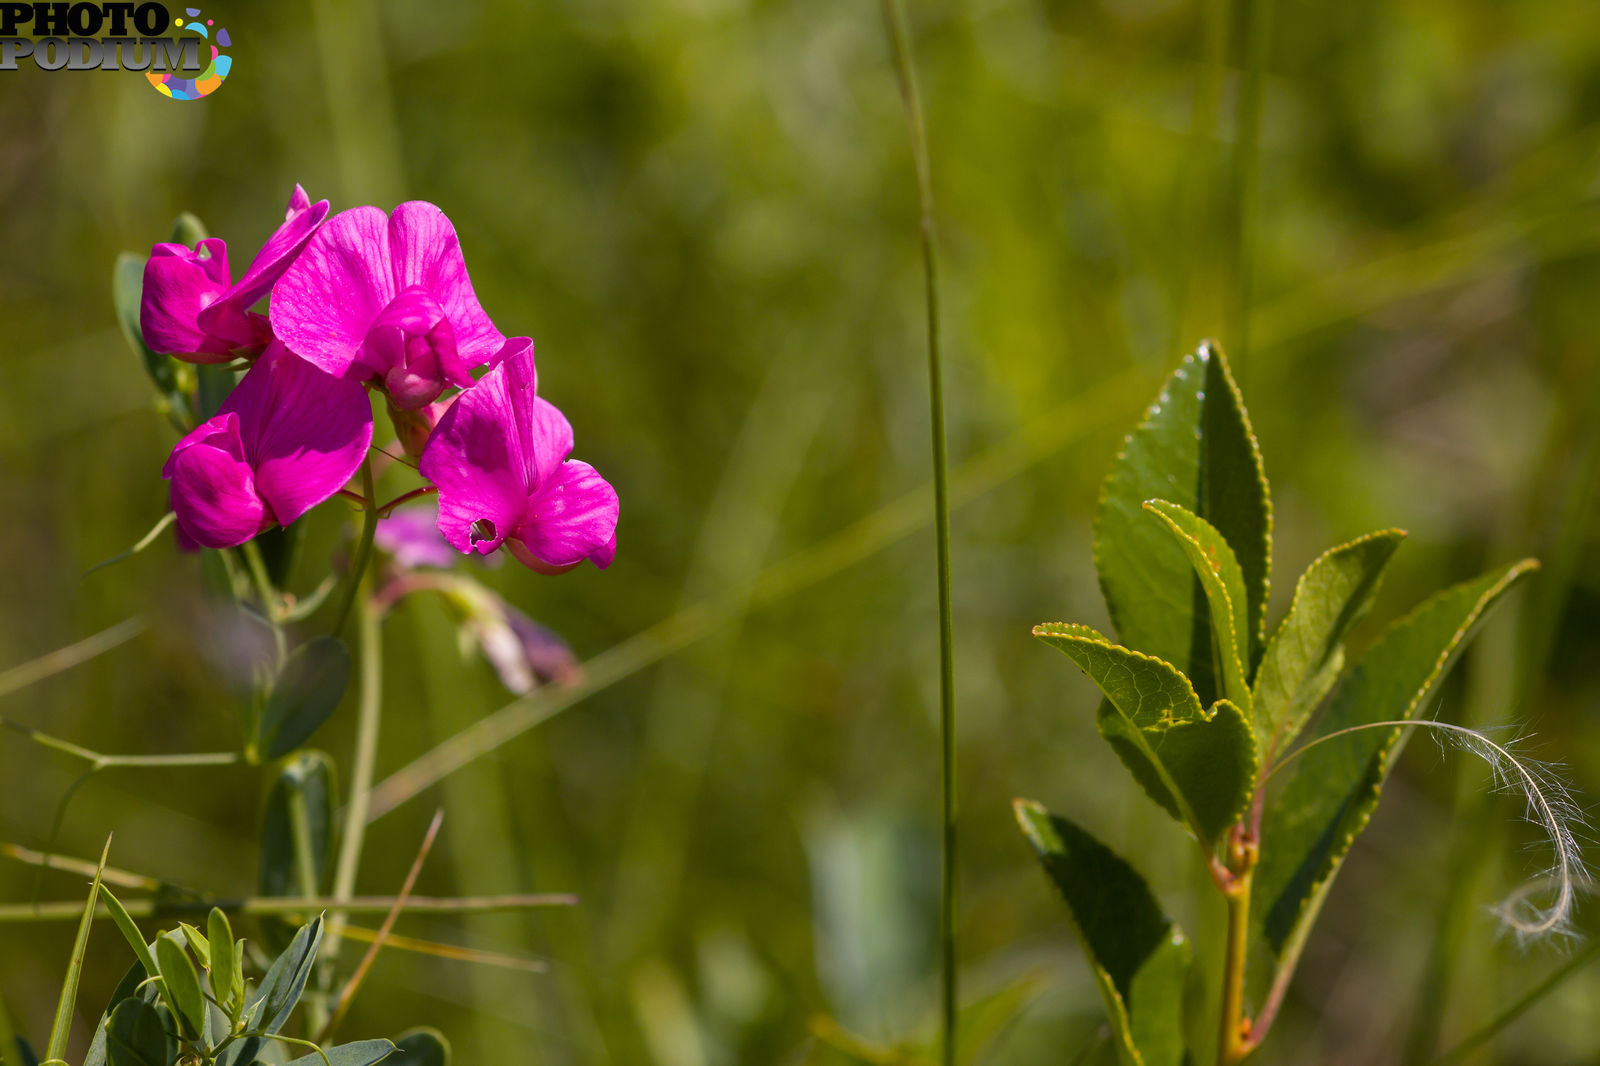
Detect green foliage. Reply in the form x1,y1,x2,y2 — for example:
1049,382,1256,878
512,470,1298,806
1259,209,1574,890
1018,344,1537,1062
257,638,352,760
1014,801,1190,1066
388,1029,450,1066
1255,560,1538,962
104,998,171,1066
259,753,337,953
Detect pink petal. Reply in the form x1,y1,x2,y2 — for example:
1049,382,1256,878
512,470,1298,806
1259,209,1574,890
141,239,235,361
162,413,268,549
269,205,397,378
508,460,619,572
386,202,504,365
358,287,462,409
197,185,330,345
221,343,374,526
418,354,545,555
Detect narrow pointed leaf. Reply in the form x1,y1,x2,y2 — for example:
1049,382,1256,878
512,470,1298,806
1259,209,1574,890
104,999,170,1066
1256,560,1538,967
1015,801,1191,1066
281,1039,397,1066
252,914,325,1036
100,890,160,983
45,836,110,1061
388,1029,450,1066
1252,529,1406,754
1094,343,1272,705
154,934,205,1040
1035,624,1257,847
178,923,211,969
258,637,351,760
1142,499,1252,714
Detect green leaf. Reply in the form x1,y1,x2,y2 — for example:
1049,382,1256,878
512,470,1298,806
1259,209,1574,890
100,889,160,984
251,914,325,1036
83,960,147,1066
259,751,337,954
112,253,180,401
1034,624,1258,847
255,523,302,590
168,212,208,246
1252,529,1406,753
104,999,171,1066
1014,801,1191,1066
45,836,110,1061
1142,499,1252,714
1256,560,1538,967
281,1040,397,1066
178,923,212,970
155,933,206,1040
388,1029,450,1066
208,909,240,1010
258,638,352,760
1094,342,1272,705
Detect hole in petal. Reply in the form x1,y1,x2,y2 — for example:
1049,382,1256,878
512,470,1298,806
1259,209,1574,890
470,518,497,546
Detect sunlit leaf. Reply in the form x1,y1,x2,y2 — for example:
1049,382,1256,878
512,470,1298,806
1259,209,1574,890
1034,624,1257,848
1014,801,1191,1066
281,1039,397,1066
1252,529,1406,753
1094,343,1271,705
45,836,110,1062
209,908,240,1010
252,914,325,1036
1256,560,1538,968
154,934,205,1040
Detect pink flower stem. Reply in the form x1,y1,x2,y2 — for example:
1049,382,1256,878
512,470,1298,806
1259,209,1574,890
376,485,438,518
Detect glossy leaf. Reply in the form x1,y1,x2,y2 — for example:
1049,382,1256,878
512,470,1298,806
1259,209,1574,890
1252,529,1406,754
1142,499,1252,714
1015,801,1191,1066
252,914,325,1036
1034,623,1257,847
388,1029,450,1066
258,637,351,760
104,999,170,1066
1094,343,1272,705
259,752,337,954
155,934,205,1040
1256,560,1538,965
281,1040,397,1066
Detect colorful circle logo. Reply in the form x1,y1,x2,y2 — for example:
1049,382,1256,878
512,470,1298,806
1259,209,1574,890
147,8,231,100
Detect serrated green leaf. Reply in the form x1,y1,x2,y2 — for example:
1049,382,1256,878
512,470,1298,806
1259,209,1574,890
1014,801,1191,1066
155,934,205,1040
1252,529,1406,753
1142,499,1252,714
208,909,239,1010
281,1039,397,1066
1256,560,1538,969
1094,343,1272,706
104,999,171,1066
259,751,337,954
1034,624,1258,847
388,1029,450,1066
258,638,351,760
252,914,325,1036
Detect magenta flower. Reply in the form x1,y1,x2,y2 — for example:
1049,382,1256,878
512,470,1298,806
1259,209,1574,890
419,344,618,573
269,202,505,409
141,185,330,362
163,343,374,549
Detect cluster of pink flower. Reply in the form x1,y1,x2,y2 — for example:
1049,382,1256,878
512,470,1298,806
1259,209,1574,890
141,187,618,574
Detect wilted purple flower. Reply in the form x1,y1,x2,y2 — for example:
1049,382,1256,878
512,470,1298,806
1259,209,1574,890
141,185,330,362
419,343,617,573
269,202,506,409
163,343,373,549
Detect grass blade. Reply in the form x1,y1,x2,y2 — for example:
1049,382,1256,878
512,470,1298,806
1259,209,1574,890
43,835,111,1062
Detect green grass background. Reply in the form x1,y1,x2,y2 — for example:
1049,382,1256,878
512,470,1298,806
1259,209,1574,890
5,0,1600,1062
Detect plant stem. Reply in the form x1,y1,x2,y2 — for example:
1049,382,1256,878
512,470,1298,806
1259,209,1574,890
1218,871,1254,1065
288,784,331,1034
0,618,144,700
1430,940,1600,1066
0,893,575,923
0,717,240,769
324,581,383,968
880,2,959,1061
330,463,378,638
240,538,287,663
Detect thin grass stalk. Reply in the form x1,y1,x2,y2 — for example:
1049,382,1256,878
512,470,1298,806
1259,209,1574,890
43,836,110,1064
324,581,383,970
0,892,575,923
1429,941,1600,1066
880,2,958,1060
0,618,143,700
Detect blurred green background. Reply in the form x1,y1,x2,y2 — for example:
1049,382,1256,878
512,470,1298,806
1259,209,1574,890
6,0,1600,1062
